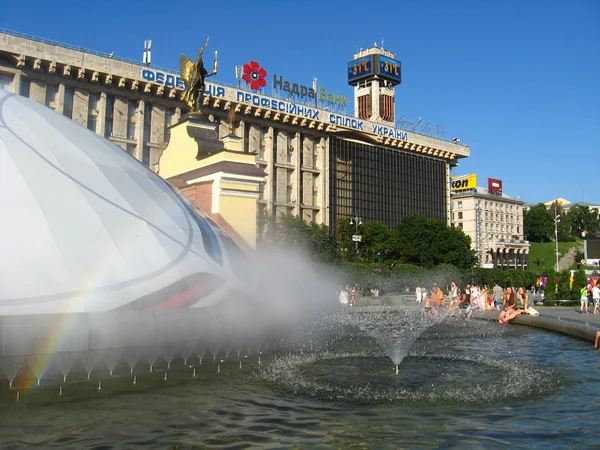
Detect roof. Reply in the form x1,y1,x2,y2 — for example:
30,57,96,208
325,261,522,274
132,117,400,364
544,198,571,206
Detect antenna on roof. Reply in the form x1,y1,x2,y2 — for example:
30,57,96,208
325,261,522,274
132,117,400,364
143,40,152,66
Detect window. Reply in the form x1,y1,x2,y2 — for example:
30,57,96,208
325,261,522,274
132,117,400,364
105,95,114,137
87,93,99,132
287,132,295,164
0,73,13,91
142,145,150,166
20,78,30,98
45,85,58,110
458,212,463,219
164,108,174,143
259,127,268,160
63,86,74,119
126,143,136,156
144,103,152,142
312,174,319,206
127,100,138,139
485,212,489,220
458,201,462,209
458,223,463,229
286,170,294,203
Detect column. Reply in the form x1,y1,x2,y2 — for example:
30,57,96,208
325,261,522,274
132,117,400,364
55,83,65,115
293,132,301,215
98,92,107,138
29,80,46,105
151,104,165,144
320,137,327,225
113,97,128,138
135,99,144,161
72,88,89,128
11,72,21,95
264,126,274,212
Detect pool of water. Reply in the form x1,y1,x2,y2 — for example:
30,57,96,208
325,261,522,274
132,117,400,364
0,313,599,449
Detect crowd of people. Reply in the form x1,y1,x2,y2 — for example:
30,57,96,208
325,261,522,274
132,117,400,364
417,281,536,324
579,281,600,314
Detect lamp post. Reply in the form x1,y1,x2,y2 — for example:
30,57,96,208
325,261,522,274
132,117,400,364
349,216,362,256
554,205,560,271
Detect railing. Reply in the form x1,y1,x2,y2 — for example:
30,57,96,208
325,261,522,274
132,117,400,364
0,29,465,146
0,27,177,74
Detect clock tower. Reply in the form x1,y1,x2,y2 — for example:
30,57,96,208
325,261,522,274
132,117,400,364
347,45,402,125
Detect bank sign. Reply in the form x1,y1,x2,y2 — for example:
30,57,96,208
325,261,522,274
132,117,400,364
139,68,409,141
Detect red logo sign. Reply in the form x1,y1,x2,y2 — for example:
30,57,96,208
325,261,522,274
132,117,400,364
242,61,267,90
488,178,503,194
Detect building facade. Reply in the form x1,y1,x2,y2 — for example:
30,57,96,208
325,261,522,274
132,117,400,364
0,30,469,241
451,176,529,270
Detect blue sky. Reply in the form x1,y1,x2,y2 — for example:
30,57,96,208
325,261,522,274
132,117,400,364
1,0,598,204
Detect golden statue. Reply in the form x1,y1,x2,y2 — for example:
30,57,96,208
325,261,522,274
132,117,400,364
180,37,218,112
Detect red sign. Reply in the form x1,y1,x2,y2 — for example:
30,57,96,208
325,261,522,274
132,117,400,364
488,178,503,194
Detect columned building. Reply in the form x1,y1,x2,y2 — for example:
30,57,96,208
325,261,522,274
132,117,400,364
1,30,470,243
452,184,529,270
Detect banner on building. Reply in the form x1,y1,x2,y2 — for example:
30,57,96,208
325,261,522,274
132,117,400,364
451,173,477,191
488,178,503,194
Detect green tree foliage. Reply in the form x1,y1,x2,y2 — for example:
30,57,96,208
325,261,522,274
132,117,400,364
567,205,600,240
360,220,395,263
524,203,554,243
545,267,557,300
396,214,476,269
571,268,588,300
552,202,573,242
276,215,338,263
556,269,571,300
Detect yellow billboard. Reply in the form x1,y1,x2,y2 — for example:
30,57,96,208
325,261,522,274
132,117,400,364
451,173,477,191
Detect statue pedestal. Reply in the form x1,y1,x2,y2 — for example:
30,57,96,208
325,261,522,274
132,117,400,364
158,113,265,248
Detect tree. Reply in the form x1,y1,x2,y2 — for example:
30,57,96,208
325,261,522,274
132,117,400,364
524,203,554,243
551,202,573,242
360,220,394,263
396,214,476,270
545,267,557,300
572,268,588,300
556,269,570,300
567,205,600,240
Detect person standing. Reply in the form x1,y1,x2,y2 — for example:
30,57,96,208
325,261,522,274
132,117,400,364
592,282,600,315
415,285,423,304
580,284,590,314
492,281,503,311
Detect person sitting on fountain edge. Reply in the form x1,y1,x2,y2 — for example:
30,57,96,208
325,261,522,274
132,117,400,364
499,285,525,324
425,283,444,312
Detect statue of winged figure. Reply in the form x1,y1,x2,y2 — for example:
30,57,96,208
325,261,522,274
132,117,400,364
180,37,218,112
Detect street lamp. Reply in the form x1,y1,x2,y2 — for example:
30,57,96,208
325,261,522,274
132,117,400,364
349,216,362,256
554,205,560,271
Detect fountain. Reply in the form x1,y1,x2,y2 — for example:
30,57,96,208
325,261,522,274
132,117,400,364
1,90,599,447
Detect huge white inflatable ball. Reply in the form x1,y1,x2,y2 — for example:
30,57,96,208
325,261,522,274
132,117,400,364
0,89,257,316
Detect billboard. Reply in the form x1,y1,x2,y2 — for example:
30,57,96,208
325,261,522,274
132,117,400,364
451,174,477,192
584,239,600,260
488,178,503,194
